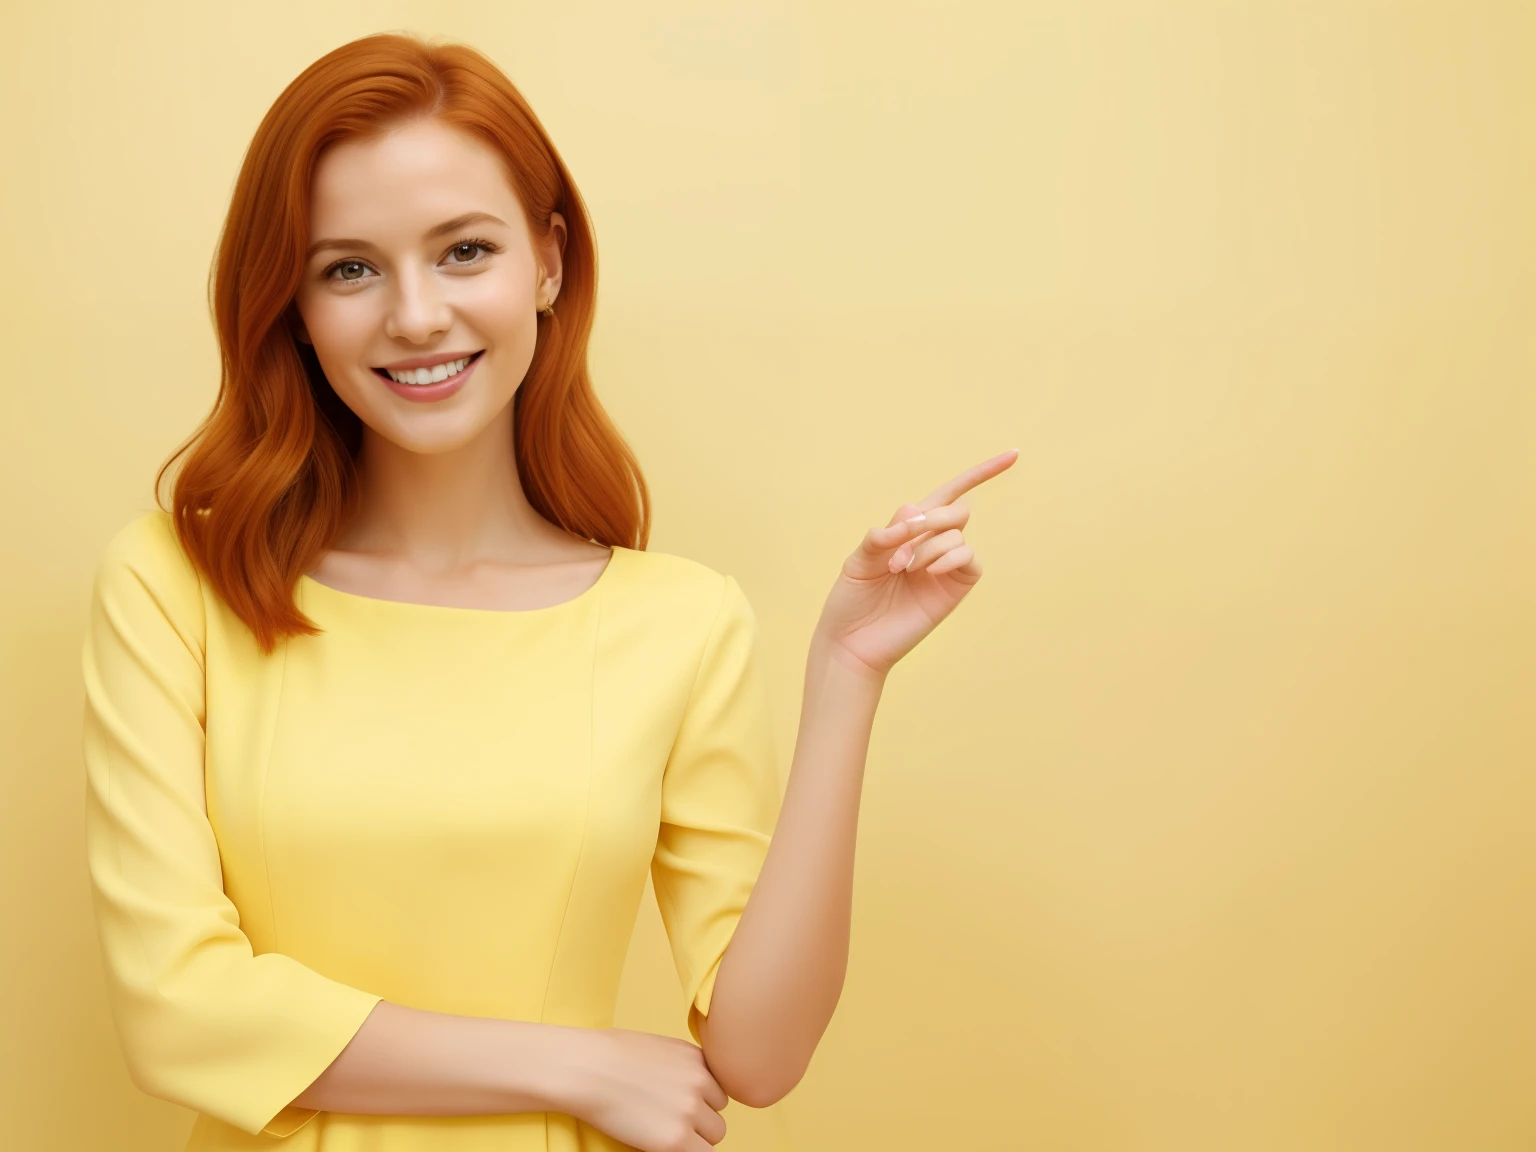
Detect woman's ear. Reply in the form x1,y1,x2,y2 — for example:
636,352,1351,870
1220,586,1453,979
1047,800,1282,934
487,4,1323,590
538,212,567,304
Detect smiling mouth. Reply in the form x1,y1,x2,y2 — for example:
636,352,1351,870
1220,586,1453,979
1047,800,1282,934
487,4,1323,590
372,349,485,386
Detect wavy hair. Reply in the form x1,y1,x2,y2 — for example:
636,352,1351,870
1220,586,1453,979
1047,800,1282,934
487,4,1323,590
156,31,651,653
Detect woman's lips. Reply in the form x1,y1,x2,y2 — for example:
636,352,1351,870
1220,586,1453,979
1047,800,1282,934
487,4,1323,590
372,350,484,403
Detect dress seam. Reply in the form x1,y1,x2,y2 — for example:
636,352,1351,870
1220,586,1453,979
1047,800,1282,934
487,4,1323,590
654,574,730,999
257,629,292,950
540,573,604,1149
658,573,730,795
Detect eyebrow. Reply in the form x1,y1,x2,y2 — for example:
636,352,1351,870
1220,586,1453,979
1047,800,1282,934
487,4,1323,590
306,212,510,260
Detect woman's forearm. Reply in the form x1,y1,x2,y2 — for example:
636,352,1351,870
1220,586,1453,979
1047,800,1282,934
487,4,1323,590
699,633,885,1107
291,1000,591,1118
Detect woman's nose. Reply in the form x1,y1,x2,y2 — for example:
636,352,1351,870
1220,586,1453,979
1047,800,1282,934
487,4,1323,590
384,264,452,343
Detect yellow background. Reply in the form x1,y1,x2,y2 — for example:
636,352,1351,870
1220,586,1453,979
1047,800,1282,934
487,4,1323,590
3,2,1533,1149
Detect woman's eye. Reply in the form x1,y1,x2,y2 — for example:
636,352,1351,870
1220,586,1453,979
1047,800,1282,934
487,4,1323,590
324,241,493,285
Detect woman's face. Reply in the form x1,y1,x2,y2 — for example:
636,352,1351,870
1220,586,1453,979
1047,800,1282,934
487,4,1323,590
292,116,564,457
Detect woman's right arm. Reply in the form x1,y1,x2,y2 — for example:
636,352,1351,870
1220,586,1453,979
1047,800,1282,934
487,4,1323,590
291,1002,732,1152
287,1000,589,1116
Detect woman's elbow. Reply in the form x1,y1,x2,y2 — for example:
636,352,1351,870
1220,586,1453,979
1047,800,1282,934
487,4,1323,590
702,1028,808,1109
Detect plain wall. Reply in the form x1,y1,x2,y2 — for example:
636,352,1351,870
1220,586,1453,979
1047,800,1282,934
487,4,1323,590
2,2,1533,1149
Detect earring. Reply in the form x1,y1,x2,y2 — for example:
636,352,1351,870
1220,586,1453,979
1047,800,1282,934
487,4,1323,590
539,297,556,319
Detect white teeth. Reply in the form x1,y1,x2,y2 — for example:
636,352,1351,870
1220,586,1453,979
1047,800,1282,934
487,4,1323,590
383,355,472,385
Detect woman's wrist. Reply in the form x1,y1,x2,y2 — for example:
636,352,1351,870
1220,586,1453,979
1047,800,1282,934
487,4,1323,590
522,1022,607,1121
807,627,891,689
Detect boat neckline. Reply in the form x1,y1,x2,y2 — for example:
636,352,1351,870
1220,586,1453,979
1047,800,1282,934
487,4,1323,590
298,545,624,617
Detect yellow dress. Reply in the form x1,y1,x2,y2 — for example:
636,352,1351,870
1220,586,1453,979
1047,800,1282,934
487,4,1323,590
82,511,783,1151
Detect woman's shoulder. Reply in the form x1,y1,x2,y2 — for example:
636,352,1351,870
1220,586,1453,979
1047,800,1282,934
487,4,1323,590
91,509,203,606
81,510,210,664
616,546,735,602
615,546,756,631
94,509,198,586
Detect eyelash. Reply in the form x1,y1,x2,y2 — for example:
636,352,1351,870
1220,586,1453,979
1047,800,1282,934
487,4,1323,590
321,237,503,284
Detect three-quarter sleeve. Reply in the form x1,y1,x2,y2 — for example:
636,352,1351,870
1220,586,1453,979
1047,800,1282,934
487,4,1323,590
651,573,783,1047
81,515,384,1138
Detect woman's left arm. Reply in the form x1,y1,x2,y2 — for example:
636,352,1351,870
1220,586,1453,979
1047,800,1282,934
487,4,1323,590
700,449,1018,1107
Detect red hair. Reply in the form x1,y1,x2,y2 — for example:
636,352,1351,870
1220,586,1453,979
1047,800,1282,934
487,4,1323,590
156,31,651,653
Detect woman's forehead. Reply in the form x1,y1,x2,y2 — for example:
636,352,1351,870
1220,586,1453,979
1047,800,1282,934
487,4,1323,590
308,121,522,237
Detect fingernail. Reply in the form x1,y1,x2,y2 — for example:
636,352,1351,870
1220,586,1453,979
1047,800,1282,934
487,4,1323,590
903,514,926,524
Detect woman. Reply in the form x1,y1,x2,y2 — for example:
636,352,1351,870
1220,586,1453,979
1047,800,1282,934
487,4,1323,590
82,30,1014,1152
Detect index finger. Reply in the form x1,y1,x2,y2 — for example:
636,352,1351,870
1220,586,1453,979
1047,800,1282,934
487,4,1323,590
916,448,1019,512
